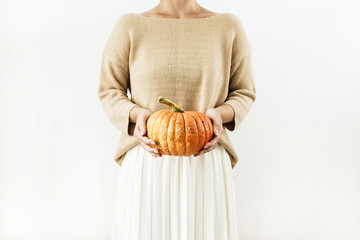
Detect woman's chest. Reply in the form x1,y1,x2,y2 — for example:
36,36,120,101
128,27,231,92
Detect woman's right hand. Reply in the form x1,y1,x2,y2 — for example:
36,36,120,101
133,108,162,157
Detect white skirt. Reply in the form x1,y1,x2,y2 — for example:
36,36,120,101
110,143,239,240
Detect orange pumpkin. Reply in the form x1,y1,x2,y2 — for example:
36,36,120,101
146,96,214,156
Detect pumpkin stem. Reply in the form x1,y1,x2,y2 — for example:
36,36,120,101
158,96,185,113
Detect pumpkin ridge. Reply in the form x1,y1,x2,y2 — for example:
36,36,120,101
198,113,210,143
189,111,205,152
153,111,168,149
174,112,185,155
181,111,186,156
166,113,175,155
164,111,174,155
167,112,177,155
188,112,199,154
147,110,162,141
203,112,214,141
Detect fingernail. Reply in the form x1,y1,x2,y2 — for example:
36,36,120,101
216,129,219,135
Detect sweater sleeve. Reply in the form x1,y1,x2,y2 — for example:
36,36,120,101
97,15,139,136
222,15,256,132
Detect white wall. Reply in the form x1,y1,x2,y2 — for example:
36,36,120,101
1,0,359,239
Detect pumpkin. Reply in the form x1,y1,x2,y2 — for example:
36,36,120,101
146,96,214,156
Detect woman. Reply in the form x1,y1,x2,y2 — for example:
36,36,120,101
97,0,256,239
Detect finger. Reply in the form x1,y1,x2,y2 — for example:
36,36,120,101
136,129,161,157
194,148,207,157
194,150,202,157
203,135,219,149
140,135,156,146
140,141,161,156
149,151,162,157
199,146,215,156
194,149,207,157
136,124,156,145
195,143,218,157
214,126,223,137
210,137,219,144
203,143,213,149
147,151,157,157
195,143,212,156
134,127,155,146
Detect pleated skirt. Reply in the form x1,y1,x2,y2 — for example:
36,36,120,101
110,143,239,240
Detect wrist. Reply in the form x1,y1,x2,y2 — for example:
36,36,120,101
130,106,152,124
129,106,142,124
209,107,222,120
212,107,222,117
215,104,234,124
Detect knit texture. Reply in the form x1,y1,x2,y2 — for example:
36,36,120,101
97,12,256,169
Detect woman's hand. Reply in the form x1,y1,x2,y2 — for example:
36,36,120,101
133,108,162,157
194,108,223,157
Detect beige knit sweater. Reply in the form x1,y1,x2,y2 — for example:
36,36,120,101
97,12,256,169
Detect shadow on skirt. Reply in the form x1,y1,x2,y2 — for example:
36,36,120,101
110,143,239,240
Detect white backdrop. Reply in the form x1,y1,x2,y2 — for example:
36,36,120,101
1,0,359,239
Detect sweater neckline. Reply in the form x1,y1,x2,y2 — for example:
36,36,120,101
130,12,223,21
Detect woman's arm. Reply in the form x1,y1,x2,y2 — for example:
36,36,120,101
97,16,140,136
219,15,256,131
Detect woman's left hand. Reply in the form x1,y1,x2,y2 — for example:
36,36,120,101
194,108,223,157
